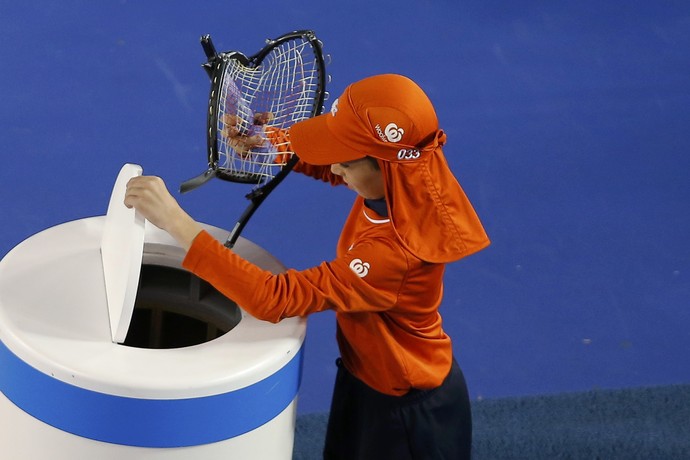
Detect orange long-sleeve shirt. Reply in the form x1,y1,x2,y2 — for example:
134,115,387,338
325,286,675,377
182,164,458,396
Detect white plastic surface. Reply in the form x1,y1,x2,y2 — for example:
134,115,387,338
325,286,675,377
101,163,145,343
0,217,306,398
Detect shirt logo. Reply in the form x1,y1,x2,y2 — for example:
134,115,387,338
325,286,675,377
330,98,339,116
349,258,370,278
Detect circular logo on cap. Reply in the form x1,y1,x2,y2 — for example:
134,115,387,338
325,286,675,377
384,123,404,142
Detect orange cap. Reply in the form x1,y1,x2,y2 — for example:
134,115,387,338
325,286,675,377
292,73,490,263
290,74,445,165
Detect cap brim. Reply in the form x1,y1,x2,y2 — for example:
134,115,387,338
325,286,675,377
289,113,365,165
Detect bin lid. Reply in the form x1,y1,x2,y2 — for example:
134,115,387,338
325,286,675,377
101,163,145,343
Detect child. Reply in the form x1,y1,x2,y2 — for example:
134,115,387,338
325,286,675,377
125,73,490,459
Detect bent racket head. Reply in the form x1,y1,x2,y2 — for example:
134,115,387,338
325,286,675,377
180,30,328,194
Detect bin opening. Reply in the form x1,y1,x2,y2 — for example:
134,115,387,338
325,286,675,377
122,264,241,349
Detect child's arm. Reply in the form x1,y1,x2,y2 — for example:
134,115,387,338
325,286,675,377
265,126,345,186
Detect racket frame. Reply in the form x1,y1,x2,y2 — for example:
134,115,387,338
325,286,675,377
181,30,327,248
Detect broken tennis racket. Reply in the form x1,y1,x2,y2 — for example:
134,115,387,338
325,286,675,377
180,30,328,248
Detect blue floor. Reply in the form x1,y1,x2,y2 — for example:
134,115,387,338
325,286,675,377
1,1,689,415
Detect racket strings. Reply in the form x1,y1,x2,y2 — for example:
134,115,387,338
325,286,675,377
216,37,322,186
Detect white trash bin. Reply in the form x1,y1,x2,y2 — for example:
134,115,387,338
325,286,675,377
0,165,306,459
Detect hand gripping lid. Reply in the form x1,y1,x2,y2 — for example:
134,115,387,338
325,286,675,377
101,163,145,343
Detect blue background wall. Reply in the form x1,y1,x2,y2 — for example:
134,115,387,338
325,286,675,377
1,1,689,414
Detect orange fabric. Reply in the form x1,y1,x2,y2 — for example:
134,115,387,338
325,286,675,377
264,126,291,160
381,146,490,263
290,74,442,165
182,196,453,395
290,136,490,263
291,161,344,185
289,74,490,263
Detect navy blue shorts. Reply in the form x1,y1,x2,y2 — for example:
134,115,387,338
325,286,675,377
323,358,472,460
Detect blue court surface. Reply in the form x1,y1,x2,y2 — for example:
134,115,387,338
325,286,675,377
1,1,689,415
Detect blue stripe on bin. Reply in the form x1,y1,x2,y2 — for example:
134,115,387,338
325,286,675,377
0,340,303,447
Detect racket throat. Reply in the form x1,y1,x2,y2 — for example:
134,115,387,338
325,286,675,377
224,198,261,249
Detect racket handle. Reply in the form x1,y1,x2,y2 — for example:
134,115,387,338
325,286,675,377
224,199,260,249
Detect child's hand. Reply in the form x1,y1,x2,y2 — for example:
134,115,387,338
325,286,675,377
124,176,202,250
220,112,275,156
